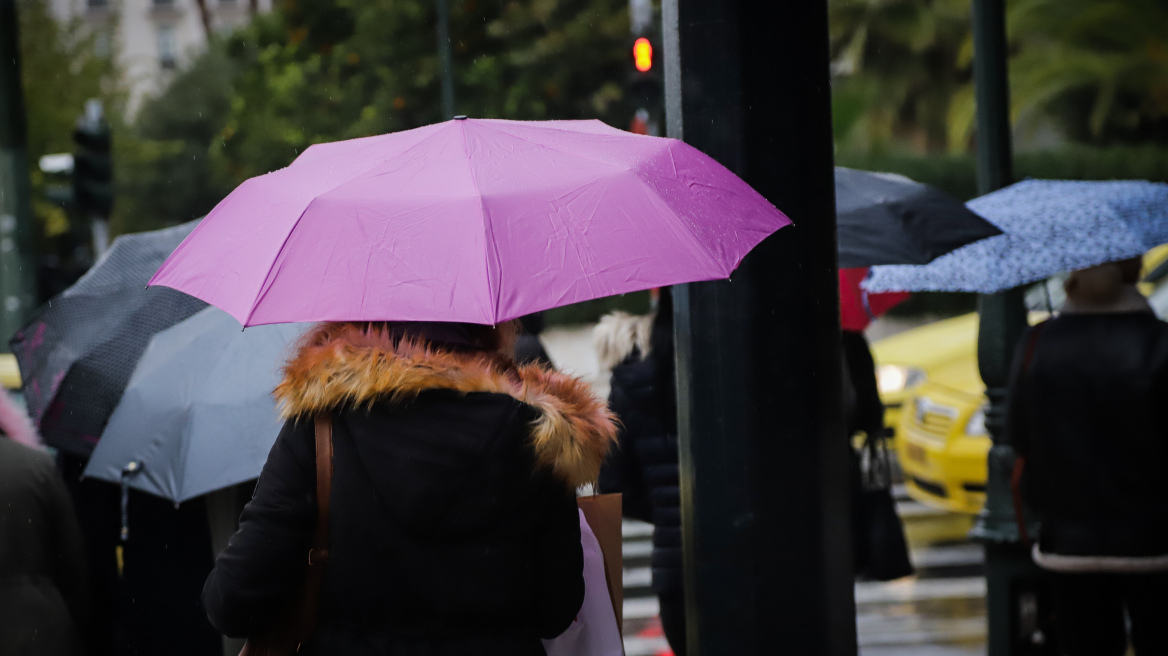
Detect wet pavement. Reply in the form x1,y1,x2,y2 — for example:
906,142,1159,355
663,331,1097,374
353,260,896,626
542,323,988,656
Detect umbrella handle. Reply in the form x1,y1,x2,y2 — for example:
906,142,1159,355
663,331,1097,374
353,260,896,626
120,461,142,542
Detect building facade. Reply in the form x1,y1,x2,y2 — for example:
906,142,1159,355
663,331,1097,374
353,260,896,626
48,0,273,113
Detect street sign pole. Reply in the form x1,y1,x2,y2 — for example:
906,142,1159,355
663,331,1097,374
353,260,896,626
966,0,1043,654
0,0,37,346
663,1,855,654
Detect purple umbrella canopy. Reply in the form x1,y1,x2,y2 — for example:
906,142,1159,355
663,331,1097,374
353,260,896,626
150,118,791,325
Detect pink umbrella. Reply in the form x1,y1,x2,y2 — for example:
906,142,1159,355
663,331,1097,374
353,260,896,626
150,118,791,326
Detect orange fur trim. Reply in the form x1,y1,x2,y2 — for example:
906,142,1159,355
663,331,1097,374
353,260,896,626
275,324,617,488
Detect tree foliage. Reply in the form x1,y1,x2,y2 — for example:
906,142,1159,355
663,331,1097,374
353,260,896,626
105,0,635,235
828,0,971,153
111,45,235,235
18,0,120,239
1007,0,1168,145
214,0,632,183
829,0,1168,154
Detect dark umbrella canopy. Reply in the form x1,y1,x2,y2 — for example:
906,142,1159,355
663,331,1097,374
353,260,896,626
84,307,309,503
835,167,1001,268
10,221,206,456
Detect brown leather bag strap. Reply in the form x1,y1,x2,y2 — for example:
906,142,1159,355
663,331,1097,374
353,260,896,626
310,413,333,565
293,414,333,643
240,415,334,655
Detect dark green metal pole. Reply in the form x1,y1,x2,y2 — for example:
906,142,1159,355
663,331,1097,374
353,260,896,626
663,1,855,653
966,0,1042,653
0,0,36,346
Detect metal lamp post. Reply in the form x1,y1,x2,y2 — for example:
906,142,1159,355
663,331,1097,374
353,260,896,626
966,0,1048,653
0,0,37,346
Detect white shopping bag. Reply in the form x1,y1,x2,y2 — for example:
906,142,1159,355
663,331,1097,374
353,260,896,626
542,509,624,656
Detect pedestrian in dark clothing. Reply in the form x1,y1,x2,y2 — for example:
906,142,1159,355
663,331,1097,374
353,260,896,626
843,329,913,582
204,321,615,656
841,330,885,442
516,312,554,366
0,416,91,656
1008,258,1168,656
56,455,221,656
595,289,685,656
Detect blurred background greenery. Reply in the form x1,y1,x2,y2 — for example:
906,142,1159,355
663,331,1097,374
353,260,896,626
16,0,1168,320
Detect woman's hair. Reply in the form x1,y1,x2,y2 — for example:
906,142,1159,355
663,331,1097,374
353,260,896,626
1064,257,1143,306
299,320,519,365
356,320,517,353
1116,256,1143,285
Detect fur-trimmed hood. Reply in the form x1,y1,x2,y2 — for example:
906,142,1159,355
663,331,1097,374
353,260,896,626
275,324,617,489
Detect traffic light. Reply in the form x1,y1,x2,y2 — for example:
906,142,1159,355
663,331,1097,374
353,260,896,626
628,33,662,135
633,37,653,72
73,100,113,221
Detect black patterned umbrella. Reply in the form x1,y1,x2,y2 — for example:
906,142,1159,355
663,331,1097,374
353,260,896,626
10,220,205,456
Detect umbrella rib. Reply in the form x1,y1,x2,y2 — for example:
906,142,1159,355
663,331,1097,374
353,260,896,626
475,121,647,173
242,127,457,326
242,201,318,327
457,121,504,324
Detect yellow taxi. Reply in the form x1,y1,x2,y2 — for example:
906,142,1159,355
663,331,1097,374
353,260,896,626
869,313,980,441
877,246,1168,514
0,352,21,390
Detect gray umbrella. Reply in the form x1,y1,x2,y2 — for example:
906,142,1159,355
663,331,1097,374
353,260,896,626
83,307,309,503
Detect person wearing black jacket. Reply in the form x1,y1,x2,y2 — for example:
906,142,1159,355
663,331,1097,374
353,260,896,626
1008,258,1168,656
0,436,90,656
203,321,617,656
595,289,685,656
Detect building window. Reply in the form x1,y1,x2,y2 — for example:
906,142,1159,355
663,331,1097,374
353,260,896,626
157,26,177,70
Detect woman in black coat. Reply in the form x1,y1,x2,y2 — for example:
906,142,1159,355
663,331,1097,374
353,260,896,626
595,289,685,656
203,321,617,656
1008,259,1168,656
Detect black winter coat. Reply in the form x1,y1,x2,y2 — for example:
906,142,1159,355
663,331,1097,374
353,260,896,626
1008,311,1168,562
598,352,682,594
203,327,617,656
0,438,89,656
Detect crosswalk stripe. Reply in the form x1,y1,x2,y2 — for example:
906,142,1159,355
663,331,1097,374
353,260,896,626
623,567,652,588
625,540,653,558
624,634,672,656
623,520,654,539
624,596,660,620
910,544,983,569
855,576,986,605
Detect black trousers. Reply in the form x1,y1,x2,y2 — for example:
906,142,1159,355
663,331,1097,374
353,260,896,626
657,591,687,656
1050,570,1168,656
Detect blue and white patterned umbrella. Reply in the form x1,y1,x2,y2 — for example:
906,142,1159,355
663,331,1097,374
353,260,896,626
865,179,1168,293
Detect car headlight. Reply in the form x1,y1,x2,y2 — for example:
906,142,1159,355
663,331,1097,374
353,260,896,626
965,405,988,437
876,364,927,395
